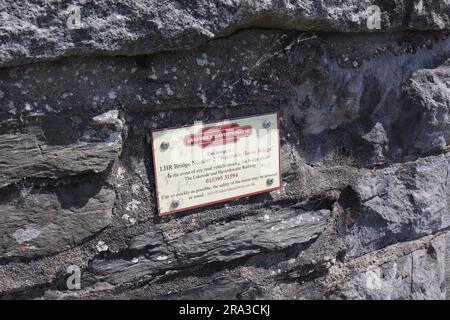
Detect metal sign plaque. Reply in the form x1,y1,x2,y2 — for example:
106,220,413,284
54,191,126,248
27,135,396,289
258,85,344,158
151,113,281,215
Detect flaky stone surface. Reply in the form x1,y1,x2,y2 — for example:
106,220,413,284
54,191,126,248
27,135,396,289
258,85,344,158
0,179,115,259
0,0,450,300
0,111,123,188
325,234,447,299
88,208,329,285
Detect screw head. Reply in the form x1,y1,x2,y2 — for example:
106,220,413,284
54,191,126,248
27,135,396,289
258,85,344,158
266,177,274,186
263,119,271,129
171,199,180,208
160,141,170,150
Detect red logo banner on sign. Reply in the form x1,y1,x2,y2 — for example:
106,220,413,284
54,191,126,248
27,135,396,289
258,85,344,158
184,124,253,148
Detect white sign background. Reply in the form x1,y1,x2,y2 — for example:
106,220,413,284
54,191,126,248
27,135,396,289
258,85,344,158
151,113,281,215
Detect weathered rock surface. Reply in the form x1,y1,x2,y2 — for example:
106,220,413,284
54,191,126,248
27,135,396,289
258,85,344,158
0,0,449,68
0,179,115,259
348,154,450,258
0,111,123,188
0,0,450,300
326,233,447,299
397,59,450,156
88,208,329,284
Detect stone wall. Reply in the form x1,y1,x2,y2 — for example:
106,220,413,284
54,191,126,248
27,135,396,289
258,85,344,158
0,0,450,299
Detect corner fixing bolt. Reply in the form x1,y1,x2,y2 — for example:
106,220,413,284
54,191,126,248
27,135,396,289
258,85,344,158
171,199,180,208
160,141,170,150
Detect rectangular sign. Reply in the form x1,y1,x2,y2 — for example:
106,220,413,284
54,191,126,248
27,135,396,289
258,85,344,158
151,113,281,215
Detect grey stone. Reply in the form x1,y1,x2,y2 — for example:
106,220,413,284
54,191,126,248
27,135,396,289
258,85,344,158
0,112,123,188
348,154,450,258
0,179,115,259
0,0,450,300
362,122,388,145
90,209,330,284
128,231,164,251
1,30,449,141
398,60,450,156
162,277,252,300
327,234,447,300
0,1,449,68
446,232,450,300
170,209,330,265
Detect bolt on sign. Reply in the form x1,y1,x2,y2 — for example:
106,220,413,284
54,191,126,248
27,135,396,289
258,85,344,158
151,113,281,215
